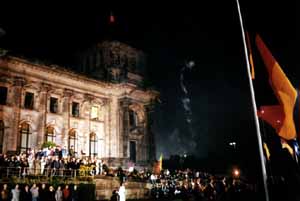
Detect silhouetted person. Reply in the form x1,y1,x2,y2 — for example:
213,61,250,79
204,179,216,201
70,185,78,201
1,184,9,201
47,186,55,201
20,185,31,201
39,184,47,201
110,190,119,201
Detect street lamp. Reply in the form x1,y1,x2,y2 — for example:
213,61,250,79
229,142,237,149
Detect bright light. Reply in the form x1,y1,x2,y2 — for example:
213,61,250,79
128,166,134,172
233,169,240,177
187,61,195,69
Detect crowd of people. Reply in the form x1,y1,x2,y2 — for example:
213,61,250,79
0,147,262,201
0,147,106,178
0,183,79,201
145,169,256,201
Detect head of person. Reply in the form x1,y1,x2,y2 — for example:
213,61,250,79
49,186,54,192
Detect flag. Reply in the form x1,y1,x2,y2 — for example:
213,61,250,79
153,154,163,175
256,35,297,140
263,142,271,161
294,92,300,138
246,32,255,79
258,105,284,133
158,154,163,171
281,138,294,158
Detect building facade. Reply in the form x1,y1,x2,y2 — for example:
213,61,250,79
0,41,158,167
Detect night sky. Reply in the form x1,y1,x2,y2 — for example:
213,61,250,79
0,1,299,174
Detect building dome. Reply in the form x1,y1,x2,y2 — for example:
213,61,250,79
78,40,146,86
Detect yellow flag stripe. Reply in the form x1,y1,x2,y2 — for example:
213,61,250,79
246,32,255,79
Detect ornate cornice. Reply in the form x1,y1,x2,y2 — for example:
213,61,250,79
63,88,74,98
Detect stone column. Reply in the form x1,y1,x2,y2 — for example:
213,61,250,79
10,77,25,152
62,89,73,147
119,98,130,158
140,106,147,162
145,102,156,162
103,98,110,158
108,95,119,158
36,83,52,147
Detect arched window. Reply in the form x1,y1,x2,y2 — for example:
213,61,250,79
89,132,97,156
0,120,4,153
68,129,77,156
19,122,31,152
45,126,56,143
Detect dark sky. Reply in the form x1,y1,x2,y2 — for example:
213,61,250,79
0,1,299,173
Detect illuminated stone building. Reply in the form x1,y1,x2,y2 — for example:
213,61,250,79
0,41,158,167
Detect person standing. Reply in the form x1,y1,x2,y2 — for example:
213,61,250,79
48,186,55,201
30,183,39,201
40,157,46,175
62,185,70,201
61,146,68,158
68,146,75,157
110,190,119,201
11,184,20,201
39,184,47,201
1,184,9,201
70,185,78,201
55,186,63,201
20,185,31,201
98,159,103,175
118,183,126,201
34,158,41,175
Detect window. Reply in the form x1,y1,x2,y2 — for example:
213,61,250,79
68,129,77,155
89,132,98,156
91,106,99,120
129,110,138,127
24,92,34,109
45,126,55,143
130,141,136,163
0,87,7,105
50,97,58,113
0,121,4,153
72,102,79,117
20,122,31,153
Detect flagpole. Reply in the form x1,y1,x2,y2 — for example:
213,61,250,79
235,1,270,201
